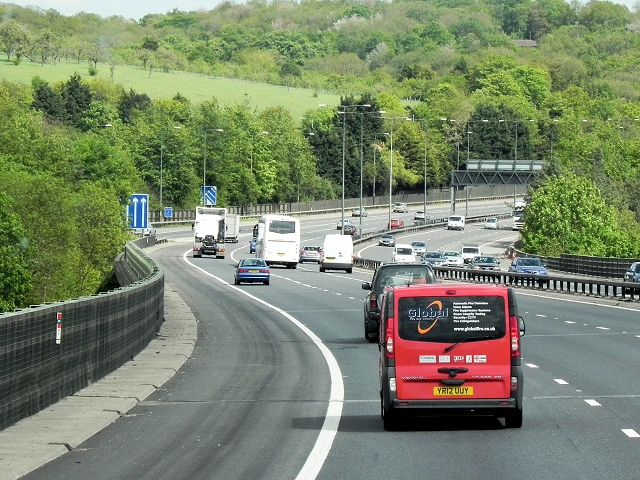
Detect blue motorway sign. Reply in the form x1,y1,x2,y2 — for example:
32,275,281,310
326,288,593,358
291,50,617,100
127,193,149,230
164,206,173,218
202,186,217,206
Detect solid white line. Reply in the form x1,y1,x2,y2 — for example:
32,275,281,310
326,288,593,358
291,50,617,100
554,379,569,385
183,251,343,480
622,429,640,438
585,399,601,406
596,327,610,330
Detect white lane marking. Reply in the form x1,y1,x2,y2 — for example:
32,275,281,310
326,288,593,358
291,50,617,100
565,321,576,324
536,314,547,318
554,379,569,385
622,429,640,438
517,291,640,313
596,327,610,330
525,363,538,368
183,250,343,480
585,399,601,406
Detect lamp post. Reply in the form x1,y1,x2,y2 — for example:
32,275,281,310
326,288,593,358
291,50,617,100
203,129,223,205
380,115,412,229
337,104,370,234
159,125,181,212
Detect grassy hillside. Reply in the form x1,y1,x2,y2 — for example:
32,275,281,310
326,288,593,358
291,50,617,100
0,59,342,120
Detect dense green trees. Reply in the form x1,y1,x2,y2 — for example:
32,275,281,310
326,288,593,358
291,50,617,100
2,0,640,311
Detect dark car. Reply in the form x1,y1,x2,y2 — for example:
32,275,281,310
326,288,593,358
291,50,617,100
361,262,436,343
421,251,447,267
509,257,548,276
249,237,257,254
343,224,358,235
378,234,396,247
299,245,322,263
469,255,502,271
234,258,270,285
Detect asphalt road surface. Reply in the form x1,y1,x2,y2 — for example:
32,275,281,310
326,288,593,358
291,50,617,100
21,202,640,480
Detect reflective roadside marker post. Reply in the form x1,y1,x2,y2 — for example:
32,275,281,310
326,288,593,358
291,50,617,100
56,312,62,345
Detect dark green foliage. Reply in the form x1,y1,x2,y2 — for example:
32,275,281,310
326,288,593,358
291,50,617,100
31,76,66,121
61,73,93,127
118,89,152,124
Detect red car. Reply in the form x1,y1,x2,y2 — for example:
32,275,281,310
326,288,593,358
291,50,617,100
388,218,404,229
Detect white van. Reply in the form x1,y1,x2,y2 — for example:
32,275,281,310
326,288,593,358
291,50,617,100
391,244,415,263
320,234,354,273
447,215,465,230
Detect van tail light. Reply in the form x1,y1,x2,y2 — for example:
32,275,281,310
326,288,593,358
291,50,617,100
385,318,395,359
370,294,377,309
509,315,521,357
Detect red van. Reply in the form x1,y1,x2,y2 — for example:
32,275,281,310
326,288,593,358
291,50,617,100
378,283,525,430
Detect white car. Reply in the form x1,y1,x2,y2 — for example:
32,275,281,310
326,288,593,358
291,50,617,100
484,217,499,229
414,210,430,220
392,244,416,263
410,241,427,255
352,207,368,217
393,202,409,213
442,250,464,267
447,215,465,230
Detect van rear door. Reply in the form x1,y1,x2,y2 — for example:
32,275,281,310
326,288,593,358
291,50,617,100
393,286,511,401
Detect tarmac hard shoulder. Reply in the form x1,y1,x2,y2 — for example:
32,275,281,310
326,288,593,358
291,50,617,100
0,284,197,480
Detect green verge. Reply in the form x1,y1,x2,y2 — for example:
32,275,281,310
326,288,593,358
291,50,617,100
0,60,342,120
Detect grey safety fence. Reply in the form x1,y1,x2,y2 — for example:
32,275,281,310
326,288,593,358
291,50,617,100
0,239,164,432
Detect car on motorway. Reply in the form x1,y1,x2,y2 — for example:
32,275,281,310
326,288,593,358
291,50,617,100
388,218,405,229
379,234,396,247
393,202,409,213
352,207,368,217
336,218,354,230
447,215,465,230
421,251,447,267
468,255,502,271
361,262,436,342
414,210,430,221
299,245,322,263
249,237,256,253
624,262,640,283
342,224,358,235
484,217,499,229
442,250,464,267
509,257,548,276
234,258,270,285
410,241,427,255
391,244,416,263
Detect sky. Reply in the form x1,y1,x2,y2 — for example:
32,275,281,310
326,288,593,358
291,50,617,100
4,0,638,21
5,1,225,20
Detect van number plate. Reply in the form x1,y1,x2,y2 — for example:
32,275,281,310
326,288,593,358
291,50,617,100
433,386,473,396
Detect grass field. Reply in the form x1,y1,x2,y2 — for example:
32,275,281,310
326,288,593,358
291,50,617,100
0,59,342,120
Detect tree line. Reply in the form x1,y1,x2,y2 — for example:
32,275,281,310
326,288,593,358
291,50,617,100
2,0,640,312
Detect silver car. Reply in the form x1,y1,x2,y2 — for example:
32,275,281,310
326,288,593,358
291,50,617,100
442,250,464,267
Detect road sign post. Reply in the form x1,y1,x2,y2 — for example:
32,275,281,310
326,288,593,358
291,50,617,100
201,186,217,206
127,194,149,230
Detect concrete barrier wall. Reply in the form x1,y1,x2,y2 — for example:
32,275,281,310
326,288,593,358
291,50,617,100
0,240,164,432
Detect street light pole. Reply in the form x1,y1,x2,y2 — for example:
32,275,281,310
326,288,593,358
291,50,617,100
338,104,370,235
203,129,223,205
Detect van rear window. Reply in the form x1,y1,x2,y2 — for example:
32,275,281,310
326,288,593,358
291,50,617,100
398,296,506,343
